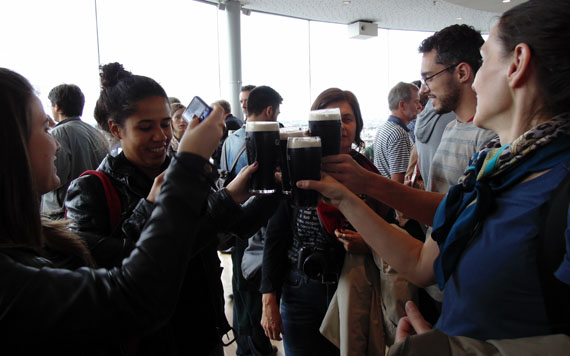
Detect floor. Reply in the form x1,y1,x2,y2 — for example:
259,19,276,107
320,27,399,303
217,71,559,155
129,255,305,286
219,252,285,356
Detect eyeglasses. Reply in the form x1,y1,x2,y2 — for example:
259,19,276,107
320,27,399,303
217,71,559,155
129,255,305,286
420,63,459,90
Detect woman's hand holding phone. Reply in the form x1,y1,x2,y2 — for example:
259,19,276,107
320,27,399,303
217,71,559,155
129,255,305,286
178,104,225,160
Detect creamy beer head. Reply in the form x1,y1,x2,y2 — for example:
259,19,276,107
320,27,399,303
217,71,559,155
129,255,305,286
287,136,322,149
279,127,305,140
308,108,341,122
246,121,280,132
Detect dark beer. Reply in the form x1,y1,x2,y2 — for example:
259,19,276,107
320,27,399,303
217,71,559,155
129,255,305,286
287,137,322,208
308,108,341,157
279,128,305,195
246,121,280,194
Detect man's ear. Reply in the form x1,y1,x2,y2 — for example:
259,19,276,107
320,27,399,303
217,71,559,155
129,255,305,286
456,62,473,84
264,106,273,119
53,104,62,114
507,43,532,89
108,119,122,139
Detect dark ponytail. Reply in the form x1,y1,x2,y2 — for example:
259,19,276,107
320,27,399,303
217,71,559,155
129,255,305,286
94,62,168,132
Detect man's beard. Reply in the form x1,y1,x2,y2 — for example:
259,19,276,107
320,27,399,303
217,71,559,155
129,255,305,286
434,79,460,115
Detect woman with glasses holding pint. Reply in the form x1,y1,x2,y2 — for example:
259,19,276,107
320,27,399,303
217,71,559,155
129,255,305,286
260,88,392,356
300,1,570,353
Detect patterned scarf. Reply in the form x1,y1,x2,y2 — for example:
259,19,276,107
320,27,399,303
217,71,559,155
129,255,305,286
432,114,570,289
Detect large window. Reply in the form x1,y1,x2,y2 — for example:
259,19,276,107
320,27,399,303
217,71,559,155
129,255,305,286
1,0,433,142
0,0,99,122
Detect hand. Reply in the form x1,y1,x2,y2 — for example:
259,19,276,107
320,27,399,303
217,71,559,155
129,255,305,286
177,104,225,160
335,229,370,254
296,172,351,209
226,162,258,204
146,171,166,203
261,294,284,341
395,301,432,344
321,154,370,195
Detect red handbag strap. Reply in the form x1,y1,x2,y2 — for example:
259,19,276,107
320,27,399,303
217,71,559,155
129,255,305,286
78,170,122,232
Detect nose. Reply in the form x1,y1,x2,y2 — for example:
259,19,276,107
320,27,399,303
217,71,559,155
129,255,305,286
54,136,61,152
153,126,169,141
419,83,429,96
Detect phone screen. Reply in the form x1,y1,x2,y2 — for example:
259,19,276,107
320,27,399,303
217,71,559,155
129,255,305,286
182,96,212,123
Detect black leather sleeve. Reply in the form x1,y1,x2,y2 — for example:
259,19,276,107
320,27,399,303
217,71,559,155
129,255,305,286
0,153,215,346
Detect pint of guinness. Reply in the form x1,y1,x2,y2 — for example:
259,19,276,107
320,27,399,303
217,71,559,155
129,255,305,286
246,121,280,194
287,137,322,208
279,128,305,195
308,108,341,156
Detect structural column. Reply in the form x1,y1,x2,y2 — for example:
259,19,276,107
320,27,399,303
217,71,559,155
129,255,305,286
225,0,243,121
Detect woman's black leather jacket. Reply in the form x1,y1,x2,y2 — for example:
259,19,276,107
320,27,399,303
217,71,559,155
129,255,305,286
64,152,278,354
1,153,217,353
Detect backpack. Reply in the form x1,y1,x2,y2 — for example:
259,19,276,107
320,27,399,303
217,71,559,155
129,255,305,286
215,140,246,251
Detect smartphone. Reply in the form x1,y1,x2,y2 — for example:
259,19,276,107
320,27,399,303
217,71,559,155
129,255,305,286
182,96,212,123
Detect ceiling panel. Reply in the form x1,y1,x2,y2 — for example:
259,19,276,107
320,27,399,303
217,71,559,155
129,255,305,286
202,0,521,32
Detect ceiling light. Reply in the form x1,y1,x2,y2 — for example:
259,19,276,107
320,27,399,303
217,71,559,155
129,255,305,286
343,1,351,5
502,0,511,3
456,16,463,20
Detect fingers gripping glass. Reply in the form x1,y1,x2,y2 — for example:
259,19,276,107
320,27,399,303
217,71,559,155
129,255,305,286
421,63,459,90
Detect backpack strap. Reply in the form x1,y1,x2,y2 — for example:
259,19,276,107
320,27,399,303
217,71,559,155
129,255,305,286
78,170,122,233
537,171,570,335
218,139,246,189
228,143,247,177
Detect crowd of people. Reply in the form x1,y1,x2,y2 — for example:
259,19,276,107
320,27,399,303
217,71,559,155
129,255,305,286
0,1,568,355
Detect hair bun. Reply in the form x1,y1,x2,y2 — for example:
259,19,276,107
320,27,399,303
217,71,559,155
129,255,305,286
99,62,132,89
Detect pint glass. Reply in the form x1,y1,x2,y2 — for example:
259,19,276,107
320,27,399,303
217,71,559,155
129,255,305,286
308,108,341,156
245,121,280,194
287,136,322,208
279,127,305,194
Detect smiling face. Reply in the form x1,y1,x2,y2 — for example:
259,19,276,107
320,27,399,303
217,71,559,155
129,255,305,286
171,107,187,140
110,96,172,178
27,96,61,194
472,26,512,133
420,50,460,115
324,100,356,154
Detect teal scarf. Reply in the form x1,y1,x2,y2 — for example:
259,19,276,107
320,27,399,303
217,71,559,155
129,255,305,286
432,114,570,289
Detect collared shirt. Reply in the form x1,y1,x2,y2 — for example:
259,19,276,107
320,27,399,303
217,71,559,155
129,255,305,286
373,115,413,178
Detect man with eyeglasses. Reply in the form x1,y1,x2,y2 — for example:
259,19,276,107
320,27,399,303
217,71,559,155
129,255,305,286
321,25,497,324
418,24,497,194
